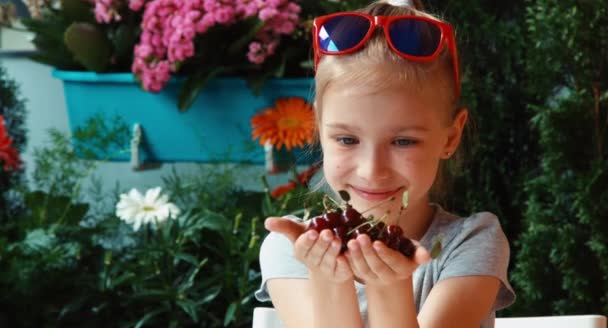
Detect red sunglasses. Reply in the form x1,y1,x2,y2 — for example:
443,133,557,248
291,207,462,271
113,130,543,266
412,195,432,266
312,12,461,99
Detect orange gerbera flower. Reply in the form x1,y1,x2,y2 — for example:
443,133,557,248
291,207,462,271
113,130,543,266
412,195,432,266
270,163,322,199
251,97,316,151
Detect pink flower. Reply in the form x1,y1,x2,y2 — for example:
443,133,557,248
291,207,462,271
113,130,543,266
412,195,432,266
129,0,146,11
127,0,303,92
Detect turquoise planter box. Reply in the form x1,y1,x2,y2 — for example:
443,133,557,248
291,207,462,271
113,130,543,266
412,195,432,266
53,70,315,164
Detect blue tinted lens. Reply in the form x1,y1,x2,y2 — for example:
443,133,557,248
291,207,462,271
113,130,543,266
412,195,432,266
389,19,441,57
318,15,370,53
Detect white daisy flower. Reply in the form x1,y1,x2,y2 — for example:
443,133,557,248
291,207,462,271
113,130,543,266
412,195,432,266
115,187,181,231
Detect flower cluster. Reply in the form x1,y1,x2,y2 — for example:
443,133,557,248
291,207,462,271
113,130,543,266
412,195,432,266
115,187,181,231
0,115,21,171
93,0,302,93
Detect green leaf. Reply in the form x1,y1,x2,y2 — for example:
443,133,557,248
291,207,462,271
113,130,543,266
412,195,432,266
430,239,442,259
64,22,112,72
201,285,222,304
223,301,238,327
402,190,409,208
174,253,200,266
178,67,225,112
226,18,265,56
111,23,138,60
134,308,168,328
177,299,199,323
61,0,95,22
198,211,231,233
108,272,136,289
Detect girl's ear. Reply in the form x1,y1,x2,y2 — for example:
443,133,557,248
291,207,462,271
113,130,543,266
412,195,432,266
442,107,468,158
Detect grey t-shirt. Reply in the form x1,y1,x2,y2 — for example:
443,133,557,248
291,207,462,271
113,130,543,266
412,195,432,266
255,204,516,328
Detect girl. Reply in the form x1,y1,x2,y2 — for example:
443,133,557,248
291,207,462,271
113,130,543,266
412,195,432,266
255,0,515,327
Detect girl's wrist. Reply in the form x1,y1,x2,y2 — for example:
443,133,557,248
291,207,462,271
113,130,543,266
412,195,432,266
309,268,354,284
365,277,418,327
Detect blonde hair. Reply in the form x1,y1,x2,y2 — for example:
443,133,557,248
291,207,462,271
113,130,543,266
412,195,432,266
313,0,467,203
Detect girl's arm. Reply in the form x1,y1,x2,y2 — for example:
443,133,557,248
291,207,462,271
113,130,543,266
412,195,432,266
347,234,500,328
268,275,363,328
416,275,500,328
365,275,500,328
265,217,364,328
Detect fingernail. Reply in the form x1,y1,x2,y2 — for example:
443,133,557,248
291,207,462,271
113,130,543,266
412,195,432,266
332,241,340,250
308,230,318,240
373,243,383,252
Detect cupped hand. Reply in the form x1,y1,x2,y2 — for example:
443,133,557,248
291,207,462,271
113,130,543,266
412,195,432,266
265,217,354,283
344,234,430,286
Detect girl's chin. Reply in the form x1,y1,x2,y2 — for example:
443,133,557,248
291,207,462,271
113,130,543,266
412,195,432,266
350,199,401,219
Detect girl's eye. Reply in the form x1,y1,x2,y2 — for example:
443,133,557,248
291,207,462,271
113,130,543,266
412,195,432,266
392,138,417,147
336,137,359,145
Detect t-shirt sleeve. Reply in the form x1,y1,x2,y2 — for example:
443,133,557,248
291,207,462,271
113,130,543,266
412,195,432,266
438,212,516,311
254,231,309,302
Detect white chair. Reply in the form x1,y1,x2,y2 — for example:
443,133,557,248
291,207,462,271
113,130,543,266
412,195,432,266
252,307,284,328
252,307,607,328
495,314,607,328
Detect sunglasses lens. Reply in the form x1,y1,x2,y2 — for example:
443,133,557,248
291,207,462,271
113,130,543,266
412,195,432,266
318,15,371,53
389,19,442,57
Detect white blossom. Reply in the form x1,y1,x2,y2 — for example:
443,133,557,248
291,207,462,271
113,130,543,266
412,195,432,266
115,187,180,231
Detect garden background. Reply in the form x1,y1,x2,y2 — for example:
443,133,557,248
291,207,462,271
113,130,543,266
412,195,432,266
0,0,607,326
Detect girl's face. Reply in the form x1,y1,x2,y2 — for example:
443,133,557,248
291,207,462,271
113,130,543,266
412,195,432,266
319,84,466,222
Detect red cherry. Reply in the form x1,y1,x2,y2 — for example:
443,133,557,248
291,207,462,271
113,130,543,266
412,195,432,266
351,226,370,239
333,226,349,253
385,224,403,238
398,237,416,258
306,216,331,232
341,207,363,227
324,211,342,228
368,221,386,241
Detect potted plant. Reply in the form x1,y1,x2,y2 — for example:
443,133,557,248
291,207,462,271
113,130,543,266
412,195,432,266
18,0,369,163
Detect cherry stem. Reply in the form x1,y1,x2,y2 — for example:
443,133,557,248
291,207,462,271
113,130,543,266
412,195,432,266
347,219,376,235
360,196,396,215
325,194,342,208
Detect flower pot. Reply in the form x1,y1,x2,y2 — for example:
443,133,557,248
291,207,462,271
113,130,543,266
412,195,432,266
53,69,316,164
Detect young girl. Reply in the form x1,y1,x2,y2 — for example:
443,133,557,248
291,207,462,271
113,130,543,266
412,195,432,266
255,0,515,327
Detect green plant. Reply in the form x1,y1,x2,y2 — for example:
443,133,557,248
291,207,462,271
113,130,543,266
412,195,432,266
510,0,608,315
0,123,323,326
0,65,27,222
19,0,373,111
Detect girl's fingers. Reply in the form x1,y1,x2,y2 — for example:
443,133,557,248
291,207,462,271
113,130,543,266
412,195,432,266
347,238,378,280
372,240,412,277
335,256,354,281
357,236,394,279
293,229,318,261
305,229,334,266
320,239,341,275
412,241,431,265
265,217,306,244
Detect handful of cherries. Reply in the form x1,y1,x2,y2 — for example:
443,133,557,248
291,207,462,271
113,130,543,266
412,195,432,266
305,190,417,258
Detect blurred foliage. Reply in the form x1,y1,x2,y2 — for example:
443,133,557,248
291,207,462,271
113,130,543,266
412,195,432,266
424,0,607,317
3,0,608,322
0,65,27,223
0,123,323,326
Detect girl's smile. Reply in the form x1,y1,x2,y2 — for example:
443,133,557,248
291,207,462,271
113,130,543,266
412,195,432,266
318,82,466,235
348,185,404,202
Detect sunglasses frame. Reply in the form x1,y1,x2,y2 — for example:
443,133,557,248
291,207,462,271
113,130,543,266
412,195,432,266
313,12,461,99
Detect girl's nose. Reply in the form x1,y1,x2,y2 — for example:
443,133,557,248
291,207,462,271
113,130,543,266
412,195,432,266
355,145,391,182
